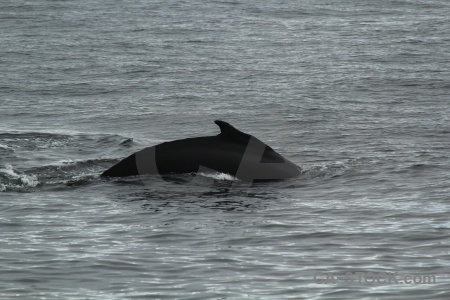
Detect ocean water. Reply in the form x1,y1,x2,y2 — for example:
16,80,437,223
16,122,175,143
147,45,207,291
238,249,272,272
1,0,450,299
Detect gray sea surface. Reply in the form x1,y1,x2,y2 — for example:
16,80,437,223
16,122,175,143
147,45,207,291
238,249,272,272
1,0,450,299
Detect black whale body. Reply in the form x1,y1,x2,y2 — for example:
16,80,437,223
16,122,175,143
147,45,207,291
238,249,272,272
101,120,301,182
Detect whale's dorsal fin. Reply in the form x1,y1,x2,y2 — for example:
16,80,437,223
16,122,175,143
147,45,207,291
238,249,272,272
215,120,250,140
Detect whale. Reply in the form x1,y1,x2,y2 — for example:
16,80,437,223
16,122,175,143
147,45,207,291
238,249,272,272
101,120,301,182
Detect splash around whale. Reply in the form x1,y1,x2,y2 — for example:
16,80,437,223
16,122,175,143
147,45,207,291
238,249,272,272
101,120,301,182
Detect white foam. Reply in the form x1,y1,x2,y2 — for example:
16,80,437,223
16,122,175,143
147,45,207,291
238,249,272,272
0,164,39,189
19,173,39,187
198,172,237,181
37,139,68,149
1,164,17,177
54,159,76,166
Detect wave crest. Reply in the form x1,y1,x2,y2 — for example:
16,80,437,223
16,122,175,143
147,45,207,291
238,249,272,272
0,164,39,192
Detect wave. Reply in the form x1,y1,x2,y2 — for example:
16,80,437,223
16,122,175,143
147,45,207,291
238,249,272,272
0,131,136,152
0,130,141,192
0,158,117,192
300,157,379,180
0,164,39,191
